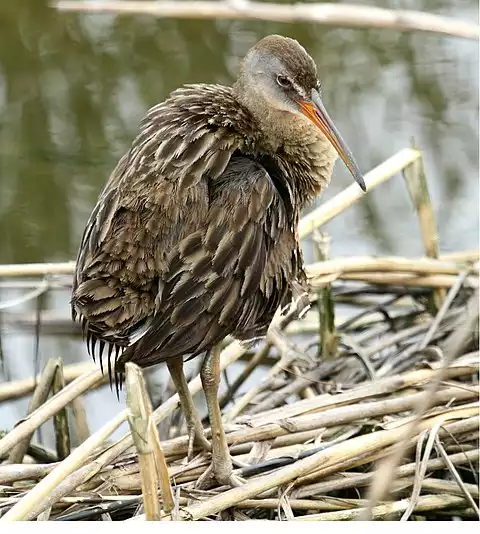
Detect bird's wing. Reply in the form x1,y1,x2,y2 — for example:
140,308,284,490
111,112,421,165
72,85,243,357
118,155,295,368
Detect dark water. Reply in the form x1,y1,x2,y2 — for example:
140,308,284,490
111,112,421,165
0,0,478,442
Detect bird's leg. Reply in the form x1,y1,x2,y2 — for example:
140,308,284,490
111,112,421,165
199,344,243,487
166,358,211,460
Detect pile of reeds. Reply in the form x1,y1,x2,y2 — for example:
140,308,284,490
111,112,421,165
0,148,478,521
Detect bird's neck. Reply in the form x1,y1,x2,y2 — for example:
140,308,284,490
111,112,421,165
249,117,338,209
233,83,338,208
279,127,338,208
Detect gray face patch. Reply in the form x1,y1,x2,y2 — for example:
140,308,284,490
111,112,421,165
241,48,313,115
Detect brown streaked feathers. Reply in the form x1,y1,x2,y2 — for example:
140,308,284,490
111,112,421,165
72,35,341,386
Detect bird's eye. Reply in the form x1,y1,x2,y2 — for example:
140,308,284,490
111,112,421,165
276,75,291,88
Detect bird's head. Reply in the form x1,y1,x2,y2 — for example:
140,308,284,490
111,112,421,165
236,34,366,192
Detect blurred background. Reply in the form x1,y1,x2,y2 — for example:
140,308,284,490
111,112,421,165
0,0,478,446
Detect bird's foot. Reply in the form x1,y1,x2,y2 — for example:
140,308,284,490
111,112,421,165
195,460,244,489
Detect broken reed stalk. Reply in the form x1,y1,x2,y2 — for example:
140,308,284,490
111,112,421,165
6,358,60,464
0,464,58,485
440,249,479,262
52,359,71,460
398,478,478,499
53,1,480,40
150,427,174,514
125,362,173,519
402,149,445,311
0,261,76,277
313,231,338,360
35,507,52,521
125,364,159,521
70,396,91,444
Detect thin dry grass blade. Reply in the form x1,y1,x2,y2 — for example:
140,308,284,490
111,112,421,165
417,271,468,350
400,424,442,521
434,435,480,517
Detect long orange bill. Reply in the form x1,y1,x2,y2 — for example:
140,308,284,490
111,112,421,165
298,89,366,192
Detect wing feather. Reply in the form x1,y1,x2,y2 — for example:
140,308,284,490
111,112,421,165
71,85,244,365
119,156,294,367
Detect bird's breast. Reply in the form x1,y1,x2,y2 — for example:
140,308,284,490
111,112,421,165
280,131,338,206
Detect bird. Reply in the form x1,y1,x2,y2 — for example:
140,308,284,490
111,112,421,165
71,34,366,487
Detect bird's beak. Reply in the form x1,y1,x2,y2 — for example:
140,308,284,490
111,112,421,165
298,89,366,192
